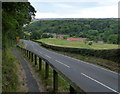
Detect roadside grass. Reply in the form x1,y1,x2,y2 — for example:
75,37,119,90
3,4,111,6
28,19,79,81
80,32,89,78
38,43,119,73
2,48,19,92
37,38,118,50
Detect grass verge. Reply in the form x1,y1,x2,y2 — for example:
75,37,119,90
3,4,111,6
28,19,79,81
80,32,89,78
2,48,27,92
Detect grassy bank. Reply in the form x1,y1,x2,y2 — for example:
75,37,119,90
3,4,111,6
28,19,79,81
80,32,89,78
2,48,19,92
37,38,118,50
2,48,27,92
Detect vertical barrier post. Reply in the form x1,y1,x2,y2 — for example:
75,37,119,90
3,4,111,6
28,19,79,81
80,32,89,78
45,61,49,79
39,57,42,71
28,50,29,58
28,51,29,58
53,70,58,92
26,50,27,57
29,51,31,60
27,50,28,57
35,54,37,65
70,85,77,94
31,53,33,62
23,49,24,54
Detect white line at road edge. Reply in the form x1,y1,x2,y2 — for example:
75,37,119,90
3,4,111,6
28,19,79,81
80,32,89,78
81,73,120,93
55,60,70,68
45,55,51,58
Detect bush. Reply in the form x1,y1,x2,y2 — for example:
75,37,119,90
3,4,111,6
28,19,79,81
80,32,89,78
88,41,93,45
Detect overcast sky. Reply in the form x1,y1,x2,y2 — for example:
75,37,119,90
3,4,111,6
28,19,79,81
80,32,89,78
29,0,119,18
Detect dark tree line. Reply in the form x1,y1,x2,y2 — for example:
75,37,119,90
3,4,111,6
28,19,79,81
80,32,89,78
2,2,36,49
25,18,118,44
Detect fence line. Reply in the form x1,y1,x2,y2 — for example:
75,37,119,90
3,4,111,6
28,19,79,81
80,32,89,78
16,45,85,93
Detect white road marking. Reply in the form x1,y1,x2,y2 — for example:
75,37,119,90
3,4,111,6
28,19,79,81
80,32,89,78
45,55,51,58
55,60,70,68
81,73,120,93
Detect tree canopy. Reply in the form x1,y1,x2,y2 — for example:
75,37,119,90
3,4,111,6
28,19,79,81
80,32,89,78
25,18,118,44
2,2,36,49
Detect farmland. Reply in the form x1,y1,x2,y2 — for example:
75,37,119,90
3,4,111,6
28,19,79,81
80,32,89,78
37,38,118,50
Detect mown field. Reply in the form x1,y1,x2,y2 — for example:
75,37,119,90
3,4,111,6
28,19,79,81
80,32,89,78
37,38,118,50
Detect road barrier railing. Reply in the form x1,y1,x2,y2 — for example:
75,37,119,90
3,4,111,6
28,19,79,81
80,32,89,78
16,45,85,93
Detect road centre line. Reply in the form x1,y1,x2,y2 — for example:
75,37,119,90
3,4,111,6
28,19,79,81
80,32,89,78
81,73,120,93
55,60,70,68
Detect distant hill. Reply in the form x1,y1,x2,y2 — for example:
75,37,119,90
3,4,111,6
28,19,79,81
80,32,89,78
25,18,118,44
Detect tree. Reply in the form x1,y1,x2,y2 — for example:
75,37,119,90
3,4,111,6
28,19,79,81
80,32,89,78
42,34,49,38
63,36,67,40
48,34,54,38
30,31,42,40
108,34,118,44
2,2,36,49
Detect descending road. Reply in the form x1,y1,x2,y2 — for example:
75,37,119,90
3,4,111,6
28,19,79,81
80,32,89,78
21,40,119,93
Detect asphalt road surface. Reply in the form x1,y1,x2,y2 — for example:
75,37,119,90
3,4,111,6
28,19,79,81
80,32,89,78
21,40,119,93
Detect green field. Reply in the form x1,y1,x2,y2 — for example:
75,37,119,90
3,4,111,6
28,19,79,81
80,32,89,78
37,38,118,50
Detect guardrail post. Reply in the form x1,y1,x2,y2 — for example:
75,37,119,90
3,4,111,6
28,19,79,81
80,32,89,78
70,85,77,94
29,51,31,60
23,49,24,53
31,53,34,62
27,50,28,57
45,61,49,79
28,51,29,58
53,70,58,92
39,57,42,71
26,50,27,57
35,54,37,65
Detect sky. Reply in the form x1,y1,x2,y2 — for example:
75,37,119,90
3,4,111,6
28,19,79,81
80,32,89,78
29,0,119,18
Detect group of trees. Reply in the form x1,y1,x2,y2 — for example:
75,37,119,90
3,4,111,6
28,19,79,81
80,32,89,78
2,2,36,49
24,30,53,40
25,18,118,44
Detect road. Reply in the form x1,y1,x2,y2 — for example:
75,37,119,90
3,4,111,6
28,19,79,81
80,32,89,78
21,40,119,93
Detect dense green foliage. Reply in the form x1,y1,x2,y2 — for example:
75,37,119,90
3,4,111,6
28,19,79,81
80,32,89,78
25,19,118,44
27,30,53,40
2,2,36,92
2,2,36,49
